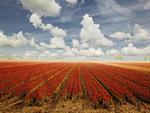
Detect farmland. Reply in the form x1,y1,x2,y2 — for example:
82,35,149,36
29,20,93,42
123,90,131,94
0,61,150,113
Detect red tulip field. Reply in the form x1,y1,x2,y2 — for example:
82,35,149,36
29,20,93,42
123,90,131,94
0,61,150,113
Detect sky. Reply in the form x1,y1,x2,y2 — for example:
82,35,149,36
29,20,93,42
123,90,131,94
0,0,150,61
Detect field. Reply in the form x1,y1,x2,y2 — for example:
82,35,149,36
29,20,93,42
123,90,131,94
0,61,150,113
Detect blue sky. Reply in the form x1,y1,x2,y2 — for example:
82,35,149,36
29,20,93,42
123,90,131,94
0,0,150,60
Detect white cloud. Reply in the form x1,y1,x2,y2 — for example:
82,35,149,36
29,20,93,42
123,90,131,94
140,0,150,10
80,42,89,49
50,37,67,49
0,30,46,50
25,49,70,59
110,24,150,40
28,13,110,58
29,38,43,49
80,14,113,47
39,42,51,49
94,0,131,16
0,31,29,48
29,13,42,28
20,0,62,17
110,32,131,40
25,50,38,57
40,37,67,49
143,44,150,55
72,39,80,48
121,43,144,56
29,13,68,50
105,43,150,57
29,13,67,38
106,49,120,56
50,26,67,38
78,47,104,57
13,42,150,60
69,47,104,57
65,0,78,5
25,50,59,59
133,24,150,40
63,47,75,57
71,38,105,57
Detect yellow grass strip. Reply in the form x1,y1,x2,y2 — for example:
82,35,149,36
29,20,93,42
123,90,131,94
101,63,150,72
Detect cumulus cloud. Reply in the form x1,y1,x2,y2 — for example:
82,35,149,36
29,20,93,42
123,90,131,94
139,0,150,10
105,43,150,57
80,14,113,47
20,0,62,17
133,24,150,40
25,50,60,59
0,30,45,50
50,37,67,49
143,44,150,55
70,47,104,57
29,13,67,38
110,32,132,40
65,0,78,5
29,13,68,49
24,48,81,60
78,47,104,57
29,13,42,28
15,41,150,60
29,13,111,58
29,38,43,49
121,43,144,56
72,39,80,48
106,49,120,56
25,50,38,57
110,24,150,40
40,37,67,49
80,42,89,49
50,26,67,38
39,40,105,58
0,31,29,48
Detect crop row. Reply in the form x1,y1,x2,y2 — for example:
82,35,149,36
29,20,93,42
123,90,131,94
0,62,149,106
80,64,112,103
61,65,82,99
90,63,150,102
0,63,71,98
0,63,66,92
26,64,73,100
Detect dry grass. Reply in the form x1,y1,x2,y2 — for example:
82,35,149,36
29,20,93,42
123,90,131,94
101,62,150,72
0,98,150,113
